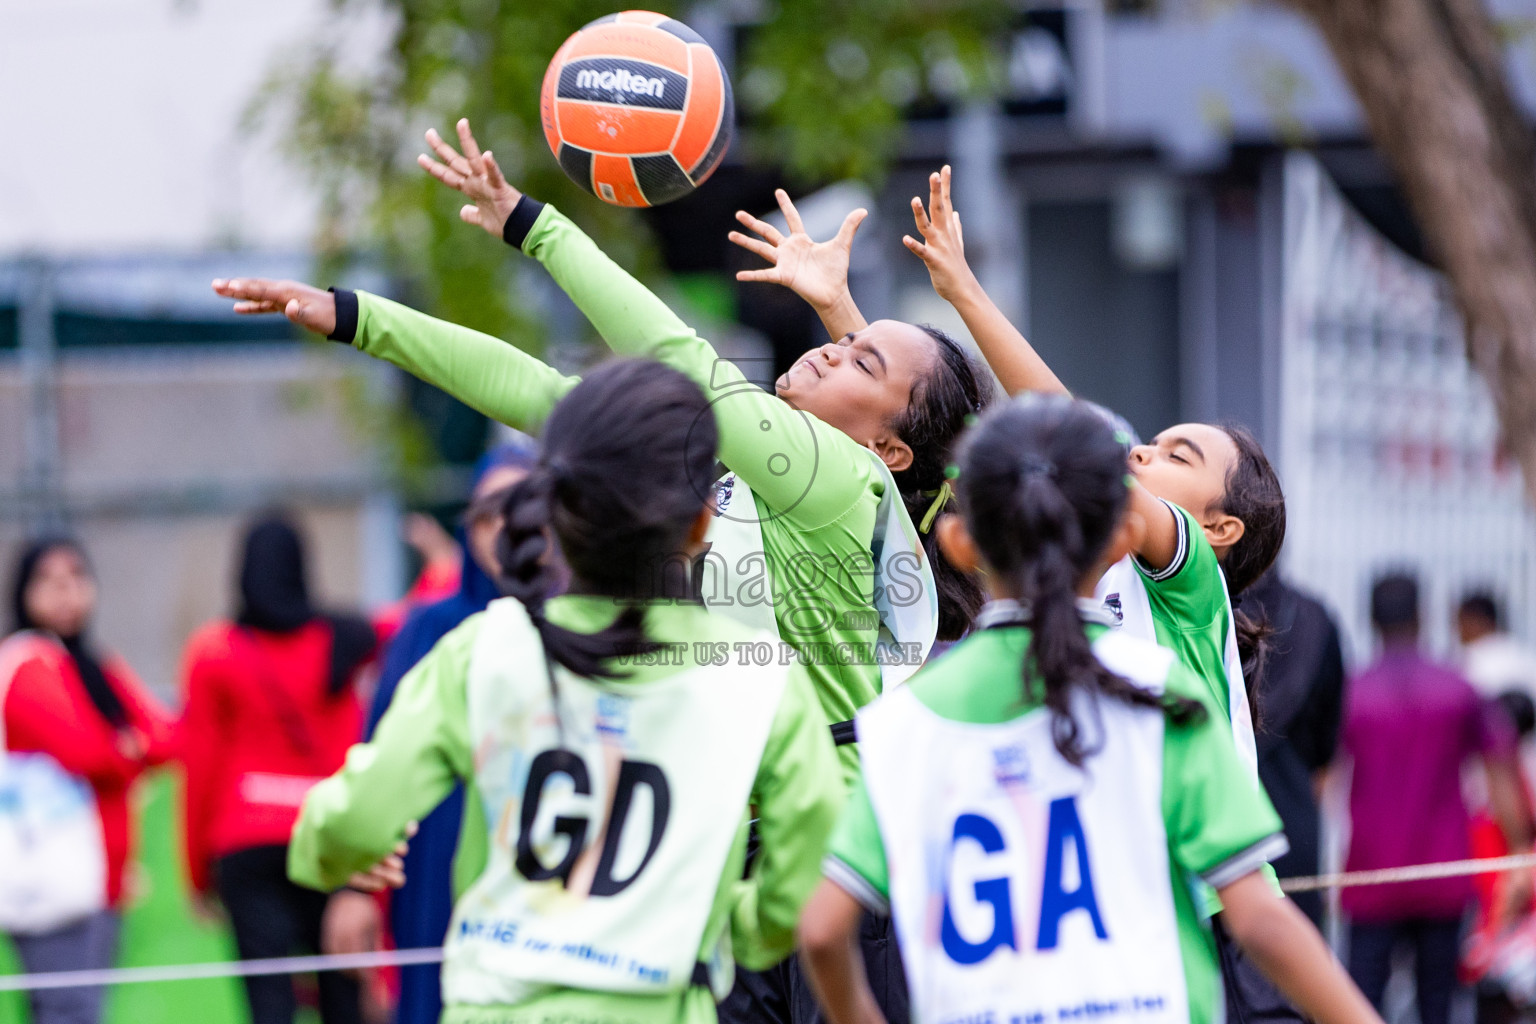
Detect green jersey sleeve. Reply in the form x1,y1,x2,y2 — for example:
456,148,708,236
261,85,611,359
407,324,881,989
1134,500,1225,620
1135,499,1236,715
288,615,481,892
822,776,889,916
352,291,580,435
732,663,846,970
517,203,879,530
1161,664,1287,889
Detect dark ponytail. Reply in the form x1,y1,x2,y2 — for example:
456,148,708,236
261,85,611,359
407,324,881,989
495,359,719,682
1215,422,1286,719
889,325,992,640
955,396,1203,766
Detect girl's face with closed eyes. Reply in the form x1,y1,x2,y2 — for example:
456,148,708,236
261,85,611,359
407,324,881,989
1128,423,1241,540
773,320,937,473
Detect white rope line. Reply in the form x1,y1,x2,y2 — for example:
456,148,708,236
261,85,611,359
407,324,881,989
0,946,444,993
1278,852,1536,894
3,855,1535,993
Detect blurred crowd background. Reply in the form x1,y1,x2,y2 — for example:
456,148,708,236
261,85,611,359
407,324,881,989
7,0,1536,1023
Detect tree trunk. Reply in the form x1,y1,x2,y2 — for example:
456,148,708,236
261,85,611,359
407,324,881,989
1283,0,1536,504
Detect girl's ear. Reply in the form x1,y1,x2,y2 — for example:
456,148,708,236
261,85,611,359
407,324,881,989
936,514,981,574
1201,512,1246,555
869,434,915,474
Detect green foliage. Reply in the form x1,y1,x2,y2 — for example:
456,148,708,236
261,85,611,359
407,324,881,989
248,0,1010,348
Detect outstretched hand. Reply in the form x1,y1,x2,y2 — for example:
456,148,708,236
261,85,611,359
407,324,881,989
212,278,337,337
730,189,867,315
417,118,523,238
903,165,979,304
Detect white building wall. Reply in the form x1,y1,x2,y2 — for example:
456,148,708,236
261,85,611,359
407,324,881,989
0,0,390,256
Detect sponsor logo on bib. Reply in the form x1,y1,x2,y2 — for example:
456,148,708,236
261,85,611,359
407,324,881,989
1102,593,1124,625
991,745,1031,786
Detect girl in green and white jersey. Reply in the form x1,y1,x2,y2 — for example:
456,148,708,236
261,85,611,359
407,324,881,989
798,395,1378,1024
741,164,1295,1020
288,360,844,1024
732,166,1284,767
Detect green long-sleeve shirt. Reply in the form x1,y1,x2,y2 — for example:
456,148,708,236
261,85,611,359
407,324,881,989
290,596,842,1024
342,201,897,778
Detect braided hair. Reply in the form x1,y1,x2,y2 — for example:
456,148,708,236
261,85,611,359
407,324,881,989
495,359,719,682
954,395,1203,766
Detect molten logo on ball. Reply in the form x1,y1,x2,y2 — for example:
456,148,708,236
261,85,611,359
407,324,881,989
572,66,669,101
540,10,735,207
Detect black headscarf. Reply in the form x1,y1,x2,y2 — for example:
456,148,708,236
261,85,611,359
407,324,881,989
9,536,130,729
234,515,375,695
237,518,315,633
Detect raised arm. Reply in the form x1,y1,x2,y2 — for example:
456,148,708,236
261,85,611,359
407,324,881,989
729,190,870,342
905,166,1067,397
210,277,579,435
418,119,876,525
1127,483,1185,575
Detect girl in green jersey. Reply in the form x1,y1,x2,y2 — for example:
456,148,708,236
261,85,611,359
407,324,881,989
289,360,843,1024
217,119,988,1024
732,166,1285,696
734,164,1295,1024
213,120,990,770
799,395,1379,1024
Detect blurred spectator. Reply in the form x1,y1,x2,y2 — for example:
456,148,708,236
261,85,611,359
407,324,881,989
1340,572,1533,1024
2,536,174,1024
1464,692,1536,1024
178,515,377,1024
348,442,537,1024
1244,570,1347,928
1458,592,1536,702
370,513,464,651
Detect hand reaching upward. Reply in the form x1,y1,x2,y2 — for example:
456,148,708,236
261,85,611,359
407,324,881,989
899,163,1068,397
417,118,524,238
903,165,979,304
730,189,867,319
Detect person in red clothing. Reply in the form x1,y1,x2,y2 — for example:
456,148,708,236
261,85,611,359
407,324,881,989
2,536,174,1024
179,515,376,1024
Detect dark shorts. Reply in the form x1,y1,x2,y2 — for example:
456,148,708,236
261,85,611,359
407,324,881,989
717,911,908,1024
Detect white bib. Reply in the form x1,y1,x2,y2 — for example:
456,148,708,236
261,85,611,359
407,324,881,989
0,632,109,934
1093,556,1256,775
445,599,787,1006
860,631,1188,1024
700,452,938,690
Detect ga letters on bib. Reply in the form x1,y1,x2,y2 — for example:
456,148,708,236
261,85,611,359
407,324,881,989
853,636,1199,1024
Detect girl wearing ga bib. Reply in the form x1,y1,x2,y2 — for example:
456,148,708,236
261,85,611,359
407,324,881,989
289,361,843,1024
734,165,1285,751
799,396,1379,1024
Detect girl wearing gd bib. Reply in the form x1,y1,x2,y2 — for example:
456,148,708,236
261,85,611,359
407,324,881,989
799,396,1378,1024
289,360,843,1024
214,119,991,788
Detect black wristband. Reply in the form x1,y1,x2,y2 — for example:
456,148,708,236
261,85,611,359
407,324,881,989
502,196,546,250
327,287,359,344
